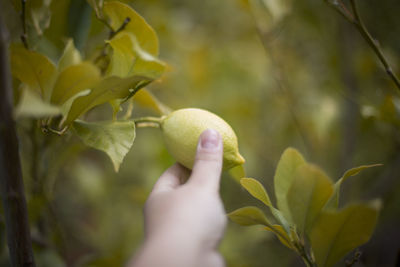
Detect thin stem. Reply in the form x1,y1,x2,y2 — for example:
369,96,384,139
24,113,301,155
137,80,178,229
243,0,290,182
135,122,161,128
41,124,68,136
94,16,131,68
133,116,164,128
122,99,134,120
293,241,316,267
349,0,400,90
0,9,35,266
30,121,40,195
134,116,164,128
20,0,29,49
326,0,354,22
121,80,152,104
109,17,131,39
326,0,400,91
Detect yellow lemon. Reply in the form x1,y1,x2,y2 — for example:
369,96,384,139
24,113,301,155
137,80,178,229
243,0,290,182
160,108,245,170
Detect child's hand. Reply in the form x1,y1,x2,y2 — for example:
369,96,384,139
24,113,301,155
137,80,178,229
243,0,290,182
130,129,226,267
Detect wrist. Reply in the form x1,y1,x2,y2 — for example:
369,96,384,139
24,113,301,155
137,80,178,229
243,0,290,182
132,232,201,267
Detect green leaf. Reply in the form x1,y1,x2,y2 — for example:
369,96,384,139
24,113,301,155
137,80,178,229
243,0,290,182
15,88,61,118
274,147,306,223
264,225,294,250
64,75,152,125
240,178,272,207
133,89,172,115
10,44,57,100
51,62,101,105
287,164,334,234
60,89,91,119
103,1,159,55
107,32,165,78
239,177,292,232
58,39,82,71
228,206,273,227
310,201,381,267
72,120,136,172
324,164,382,210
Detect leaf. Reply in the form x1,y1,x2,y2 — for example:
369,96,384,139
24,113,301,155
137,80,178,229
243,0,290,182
228,206,273,227
51,62,101,105
72,120,136,172
310,201,381,267
60,89,91,119
274,147,306,223
240,178,272,207
103,1,159,55
324,164,382,210
107,32,165,78
58,39,82,71
264,225,293,250
287,164,333,235
64,75,152,125
10,44,57,100
133,89,172,115
15,88,61,118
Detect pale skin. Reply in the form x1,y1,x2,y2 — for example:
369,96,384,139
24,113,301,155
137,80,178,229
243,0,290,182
129,129,227,267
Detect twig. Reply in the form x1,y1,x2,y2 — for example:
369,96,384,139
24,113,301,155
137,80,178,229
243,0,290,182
121,80,152,104
349,0,400,90
0,9,36,266
109,17,131,39
133,116,164,128
327,0,400,91
94,16,131,68
20,0,29,49
293,241,317,267
345,249,362,267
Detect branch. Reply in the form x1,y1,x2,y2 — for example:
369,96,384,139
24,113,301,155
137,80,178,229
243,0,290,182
0,8,36,267
327,0,400,91
20,0,29,49
349,0,400,90
93,16,131,71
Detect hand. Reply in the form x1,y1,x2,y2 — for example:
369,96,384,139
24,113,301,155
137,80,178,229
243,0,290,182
130,129,227,267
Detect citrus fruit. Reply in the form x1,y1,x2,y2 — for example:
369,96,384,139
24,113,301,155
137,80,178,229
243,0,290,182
160,108,245,170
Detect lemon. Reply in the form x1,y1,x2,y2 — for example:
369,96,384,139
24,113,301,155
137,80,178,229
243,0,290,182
160,108,245,170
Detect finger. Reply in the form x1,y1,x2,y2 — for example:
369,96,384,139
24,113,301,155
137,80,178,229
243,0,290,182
188,129,223,192
151,163,190,195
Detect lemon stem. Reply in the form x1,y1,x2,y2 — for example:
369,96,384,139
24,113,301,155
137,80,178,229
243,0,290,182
134,116,164,128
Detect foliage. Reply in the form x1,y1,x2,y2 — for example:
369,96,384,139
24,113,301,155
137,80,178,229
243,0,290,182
1,0,399,266
229,148,381,267
9,0,166,170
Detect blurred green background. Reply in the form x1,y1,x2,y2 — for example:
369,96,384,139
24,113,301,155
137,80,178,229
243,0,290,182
2,0,400,266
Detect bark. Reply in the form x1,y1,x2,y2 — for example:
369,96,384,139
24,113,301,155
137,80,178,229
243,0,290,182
0,9,35,267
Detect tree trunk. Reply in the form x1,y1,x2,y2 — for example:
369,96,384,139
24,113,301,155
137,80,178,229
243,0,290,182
0,8,36,267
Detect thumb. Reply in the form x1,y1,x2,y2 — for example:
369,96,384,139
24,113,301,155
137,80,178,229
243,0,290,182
188,129,223,192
